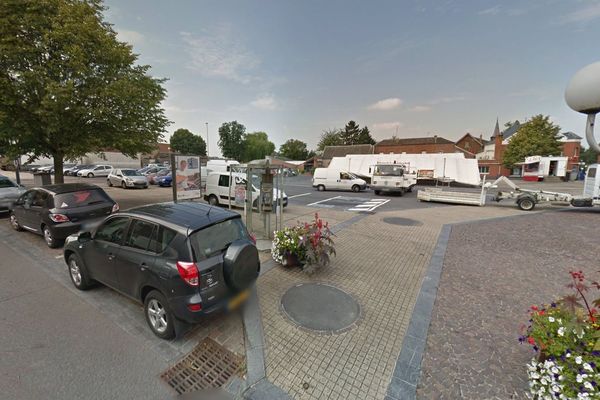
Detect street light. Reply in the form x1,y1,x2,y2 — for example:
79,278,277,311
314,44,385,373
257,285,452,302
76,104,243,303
565,61,600,153
205,122,209,157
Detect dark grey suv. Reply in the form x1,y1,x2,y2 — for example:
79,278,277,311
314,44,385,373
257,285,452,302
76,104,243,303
62,202,260,339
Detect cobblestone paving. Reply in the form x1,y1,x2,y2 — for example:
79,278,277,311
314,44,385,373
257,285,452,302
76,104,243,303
417,209,600,400
258,204,523,399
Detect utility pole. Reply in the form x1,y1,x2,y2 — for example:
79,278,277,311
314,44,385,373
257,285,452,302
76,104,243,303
205,122,209,157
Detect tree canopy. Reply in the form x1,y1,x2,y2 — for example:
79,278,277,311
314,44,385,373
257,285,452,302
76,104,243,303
170,128,206,156
581,147,598,165
502,115,563,167
218,121,246,161
279,139,309,160
0,0,169,183
317,129,344,151
242,131,275,162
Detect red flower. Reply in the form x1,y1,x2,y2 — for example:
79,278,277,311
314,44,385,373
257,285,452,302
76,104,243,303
538,310,545,316
527,337,536,345
531,305,538,311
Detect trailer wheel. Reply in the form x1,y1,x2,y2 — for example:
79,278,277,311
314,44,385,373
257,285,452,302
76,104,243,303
517,197,535,211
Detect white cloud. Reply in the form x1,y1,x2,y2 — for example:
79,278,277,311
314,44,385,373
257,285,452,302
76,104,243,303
373,122,404,131
561,3,600,24
478,6,501,15
409,105,432,112
250,94,278,110
181,25,260,84
368,97,403,111
116,29,144,46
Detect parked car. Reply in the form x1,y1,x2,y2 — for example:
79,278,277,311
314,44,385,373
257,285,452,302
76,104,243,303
157,172,172,187
312,168,367,192
35,165,53,173
62,202,260,339
107,168,148,189
9,183,118,248
147,168,170,184
204,172,288,209
65,164,92,176
0,175,26,212
139,166,165,177
50,163,76,174
77,165,113,178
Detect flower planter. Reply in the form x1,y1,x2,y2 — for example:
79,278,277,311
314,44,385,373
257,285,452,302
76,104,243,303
285,252,304,268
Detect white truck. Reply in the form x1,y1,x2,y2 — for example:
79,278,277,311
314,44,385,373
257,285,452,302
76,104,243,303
370,163,417,196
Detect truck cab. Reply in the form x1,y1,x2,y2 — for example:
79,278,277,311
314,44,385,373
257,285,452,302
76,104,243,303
370,163,417,196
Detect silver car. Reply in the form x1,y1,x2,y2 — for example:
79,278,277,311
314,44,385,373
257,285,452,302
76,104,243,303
107,168,148,189
0,175,26,211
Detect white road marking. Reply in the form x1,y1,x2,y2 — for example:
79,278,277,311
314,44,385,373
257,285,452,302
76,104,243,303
55,255,63,259
288,192,312,199
348,198,390,212
307,196,341,207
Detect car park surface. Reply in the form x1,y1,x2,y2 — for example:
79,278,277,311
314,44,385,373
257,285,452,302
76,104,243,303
63,202,260,339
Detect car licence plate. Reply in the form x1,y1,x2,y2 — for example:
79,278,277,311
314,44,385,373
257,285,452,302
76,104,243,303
228,290,250,311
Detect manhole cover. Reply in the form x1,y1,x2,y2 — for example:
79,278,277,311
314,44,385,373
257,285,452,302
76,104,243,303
161,338,243,395
280,283,361,334
382,217,422,226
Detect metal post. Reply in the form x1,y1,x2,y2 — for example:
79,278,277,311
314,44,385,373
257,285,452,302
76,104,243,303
205,122,209,157
586,114,600,153
14,157,21,185
170,153,177,203
246,167,252,233
228,169,232,209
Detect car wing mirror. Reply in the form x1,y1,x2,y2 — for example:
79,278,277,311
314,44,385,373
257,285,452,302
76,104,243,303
79,231,92,242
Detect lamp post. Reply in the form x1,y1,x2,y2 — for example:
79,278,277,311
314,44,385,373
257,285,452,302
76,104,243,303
205,122,209,157
565,61,600,154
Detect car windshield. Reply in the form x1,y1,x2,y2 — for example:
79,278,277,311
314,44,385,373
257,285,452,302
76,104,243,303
122,170,141,176
190,218,250,260
0,177,16,188
53,189,111,209
373,165,404,176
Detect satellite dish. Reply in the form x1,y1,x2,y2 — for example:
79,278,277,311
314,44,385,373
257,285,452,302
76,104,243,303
565,61,600,152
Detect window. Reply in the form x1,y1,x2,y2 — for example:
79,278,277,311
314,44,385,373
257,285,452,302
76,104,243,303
95,217,129,244
125,219,156,251
148,225,177,253
218,175,230,187
20,190,36,206
340,172,351,180
32,190,48,207
0,177,16,188
589,168,597,178
54,189,110,209
478,166,490,174
190,218,249,260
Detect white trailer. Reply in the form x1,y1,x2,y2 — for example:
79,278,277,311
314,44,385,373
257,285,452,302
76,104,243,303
418,164,600,211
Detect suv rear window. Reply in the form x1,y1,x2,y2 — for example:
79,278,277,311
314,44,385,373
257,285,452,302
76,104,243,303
190,218,250,260
54,189,111,209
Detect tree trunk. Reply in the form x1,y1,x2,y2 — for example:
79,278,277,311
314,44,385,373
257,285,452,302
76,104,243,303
53,154,64,184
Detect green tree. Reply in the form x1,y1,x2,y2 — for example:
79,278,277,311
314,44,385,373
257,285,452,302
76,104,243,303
317,128,343,151
170,128,206,156
279,139,309,160
0,0,169,183
356,126,376,145
242,132,275,162
340,121,362,145
581,147,598,165
218,121,246,161
502,115,563,168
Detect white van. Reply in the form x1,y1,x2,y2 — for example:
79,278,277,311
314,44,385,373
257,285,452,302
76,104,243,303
312,168,367,192
204,172,288,209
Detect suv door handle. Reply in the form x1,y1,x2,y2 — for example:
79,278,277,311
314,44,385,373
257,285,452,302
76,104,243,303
107,253,115,261
140,262,147,271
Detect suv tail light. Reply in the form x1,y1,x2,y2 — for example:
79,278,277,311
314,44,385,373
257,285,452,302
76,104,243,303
176,262,199,286
49,213,70,223
249,233,256,245
111,203,119,213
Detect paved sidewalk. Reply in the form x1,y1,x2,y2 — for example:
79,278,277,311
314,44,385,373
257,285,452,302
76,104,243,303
255,204,524,399
417,209,600,399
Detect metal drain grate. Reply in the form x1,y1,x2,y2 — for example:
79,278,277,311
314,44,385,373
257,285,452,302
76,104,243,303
161,338,243,395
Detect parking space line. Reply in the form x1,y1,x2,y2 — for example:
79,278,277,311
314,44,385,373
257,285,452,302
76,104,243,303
288,192,312,199
348,198,390,212
307,196,341,207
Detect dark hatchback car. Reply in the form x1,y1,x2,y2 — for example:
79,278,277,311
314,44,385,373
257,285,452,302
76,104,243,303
62,202,260,339
9,183,118,248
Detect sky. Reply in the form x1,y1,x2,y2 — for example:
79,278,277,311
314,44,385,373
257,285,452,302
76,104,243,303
104,0,600,156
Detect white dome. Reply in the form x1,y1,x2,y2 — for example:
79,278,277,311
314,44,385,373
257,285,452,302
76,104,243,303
565,61,600,114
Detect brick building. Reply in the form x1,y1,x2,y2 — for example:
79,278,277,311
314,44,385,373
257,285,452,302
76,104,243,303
375,136,457,154
476,120,582,178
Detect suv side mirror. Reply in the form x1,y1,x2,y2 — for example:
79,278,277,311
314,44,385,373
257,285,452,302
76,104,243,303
79,231,92,242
